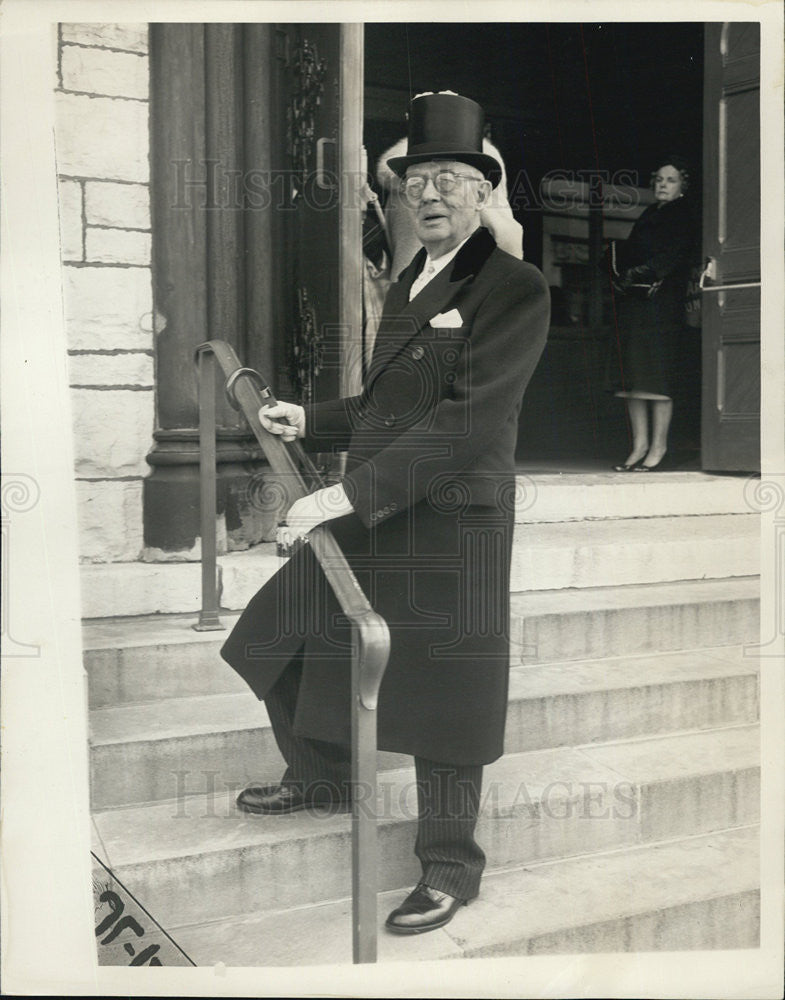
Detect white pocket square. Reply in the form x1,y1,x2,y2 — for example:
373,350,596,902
430,308,463,327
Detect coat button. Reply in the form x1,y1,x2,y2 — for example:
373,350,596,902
384,414,396,427
411,345,425,360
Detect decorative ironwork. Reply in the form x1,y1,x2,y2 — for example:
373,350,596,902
289,285,323,403
286,36,327,200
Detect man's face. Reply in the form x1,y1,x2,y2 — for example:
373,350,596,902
402,160,491,258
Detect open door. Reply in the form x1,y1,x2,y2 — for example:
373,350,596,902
276,24,364,404
701,22,761,472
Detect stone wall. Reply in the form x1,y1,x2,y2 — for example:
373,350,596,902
55,24,153,562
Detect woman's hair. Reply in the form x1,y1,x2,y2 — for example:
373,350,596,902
650,155,691,192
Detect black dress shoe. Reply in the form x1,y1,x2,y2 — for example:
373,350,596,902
385,882,467,935
236,783,350,815
612,459,643,472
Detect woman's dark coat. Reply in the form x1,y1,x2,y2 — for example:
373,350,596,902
220,227,550,766
608,196,696,396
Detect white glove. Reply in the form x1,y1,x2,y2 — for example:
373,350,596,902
278,483,355,547
259,401,305,442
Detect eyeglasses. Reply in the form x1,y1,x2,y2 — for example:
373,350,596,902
400,170,484,203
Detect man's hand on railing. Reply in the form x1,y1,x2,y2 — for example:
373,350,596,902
278,484,355,550
259,401,306,442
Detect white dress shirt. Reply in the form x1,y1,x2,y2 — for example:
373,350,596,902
408,232,475,302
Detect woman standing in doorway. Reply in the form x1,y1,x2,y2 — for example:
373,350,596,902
607,155,697,471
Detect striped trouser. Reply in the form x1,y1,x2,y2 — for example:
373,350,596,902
264,658,486,901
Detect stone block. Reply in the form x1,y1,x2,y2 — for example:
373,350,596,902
63,265,153,350
515,472,754,523
67,352,153,388
58,179,83,261
84,631,244,709
61,45,148,100
71,388,154,477
55,93,149,183
75,479,144,562
60,24,148,53
89,695,279,808
86,227,151,265
219,549,282,610
511,579,760,666
79,561,203,618
509,515,759,592
85,182,150,229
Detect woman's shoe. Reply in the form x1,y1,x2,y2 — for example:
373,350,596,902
636,452,669,472
613,459,643,472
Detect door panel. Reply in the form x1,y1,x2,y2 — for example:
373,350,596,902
719,288,761,414
276,24,363,405
701,22,761,471
723,88,760,279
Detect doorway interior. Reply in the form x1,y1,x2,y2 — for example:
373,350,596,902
363,22,706,473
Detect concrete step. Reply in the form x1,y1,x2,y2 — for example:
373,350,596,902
511,576,759,665
206,516,762,610
84,611,245,709
80,547,281,619
91,725,759,928
516,471,754,523
79,483,758,618
510,513,758,592
89,646,759,809
168,825,759,964
83,577,760,708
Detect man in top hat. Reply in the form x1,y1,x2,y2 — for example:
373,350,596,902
376,90,524,279
220,92,550,935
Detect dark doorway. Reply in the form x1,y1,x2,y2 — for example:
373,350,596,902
363,22,705,468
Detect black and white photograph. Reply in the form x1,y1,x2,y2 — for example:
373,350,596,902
1,1,783,996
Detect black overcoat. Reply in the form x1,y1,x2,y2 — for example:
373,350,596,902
607,196,696,396
220,228,550,765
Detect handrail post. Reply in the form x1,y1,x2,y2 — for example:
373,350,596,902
352,628,377,963
194,342,390,960
194,350,224,631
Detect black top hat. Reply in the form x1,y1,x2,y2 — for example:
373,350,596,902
386,92,502,189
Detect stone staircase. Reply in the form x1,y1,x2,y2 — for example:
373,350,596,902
85,471,761,964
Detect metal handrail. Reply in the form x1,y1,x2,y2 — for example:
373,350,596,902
193,339,390,963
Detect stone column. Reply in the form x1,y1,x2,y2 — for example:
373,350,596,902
144,24,278,557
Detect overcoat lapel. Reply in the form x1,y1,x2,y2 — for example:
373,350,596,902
366,270,472,386
366,226,496,389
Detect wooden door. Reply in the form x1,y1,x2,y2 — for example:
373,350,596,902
701,22,761,471
276,24,364,405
